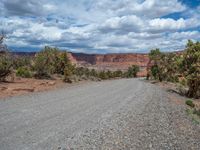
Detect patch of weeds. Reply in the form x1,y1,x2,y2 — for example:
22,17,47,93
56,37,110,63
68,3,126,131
193,108,200,117
186,108,200,124
16,67,32,78
185,99,195,108
186,108,193,115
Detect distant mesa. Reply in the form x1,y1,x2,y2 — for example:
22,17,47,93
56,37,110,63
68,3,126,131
12,51,151,77
70,52,149,77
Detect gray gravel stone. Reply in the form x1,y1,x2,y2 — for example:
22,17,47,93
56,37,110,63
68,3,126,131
0,79,199,150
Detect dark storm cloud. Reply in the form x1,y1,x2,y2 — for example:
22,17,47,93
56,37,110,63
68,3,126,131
2,0,46,16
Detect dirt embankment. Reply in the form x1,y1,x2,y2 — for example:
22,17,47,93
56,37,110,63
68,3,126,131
0,78,65,99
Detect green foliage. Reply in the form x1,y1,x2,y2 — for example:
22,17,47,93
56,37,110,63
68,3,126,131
149,50,180,82
0,52,12,81
74,67,97,78
186,108,200,124
16,67,32,78
74,67,127,80
63,63,75,83
150,65,159,80
182,40,200,98
0,33,12,81
57,51,71,75
193,108,200,117
149,49,163,81
185,99,195,108
149,48,161,61
148,41,200,98
90,69,98,77
126,65,140,78
33,49,50,79
113,70,123,78
33,46,72,79
13,56,32,69
98,71,109,80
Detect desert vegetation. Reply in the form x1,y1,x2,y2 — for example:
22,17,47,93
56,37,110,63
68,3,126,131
147,40,200,99
0,33,12,81
0,34,140,84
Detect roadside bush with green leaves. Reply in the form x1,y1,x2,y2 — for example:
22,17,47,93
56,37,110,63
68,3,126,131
90,69,98,77
185,99,195,108
0,33,12,81
113,70,123,78
16,67,32,78
13,56,32,69
98,71,109,80
193,108,200,117
63,63,74,83
33,49,50,79
148,40,200,98
125,65,140,78
149,49,162,81
182,40,200,98
33,46,72,79
0,52,12,81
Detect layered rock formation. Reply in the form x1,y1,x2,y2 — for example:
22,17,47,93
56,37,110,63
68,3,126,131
71,53,150,77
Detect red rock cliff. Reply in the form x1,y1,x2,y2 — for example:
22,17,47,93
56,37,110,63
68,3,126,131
70,53,150,76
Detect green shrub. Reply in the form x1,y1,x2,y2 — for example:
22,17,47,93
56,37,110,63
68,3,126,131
185,100,195,108
0,52,12,81
193,108,200,117
182,40,200,98
16,67,32,78
148,41,200,99
63,63,74,83
90,69,98,77
98,71,109,80
13,56,32,69
33,46,72,79
126,65,140,78
113,70,123,78
0,34,12,81
33,50,50,79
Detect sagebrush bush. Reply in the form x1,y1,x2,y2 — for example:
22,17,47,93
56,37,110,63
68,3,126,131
126,65,140,78
13,56,32,69
63,63,74,83
148,40,200,98
193,108,200,117
0,34,12,81
182,40,200,98
33,46,72,79
16,67,32,78
0,52,12,81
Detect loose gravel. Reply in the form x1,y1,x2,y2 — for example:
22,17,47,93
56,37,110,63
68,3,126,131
0,79,199,150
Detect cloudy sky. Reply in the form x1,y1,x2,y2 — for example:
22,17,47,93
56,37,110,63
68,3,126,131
0,0,200,53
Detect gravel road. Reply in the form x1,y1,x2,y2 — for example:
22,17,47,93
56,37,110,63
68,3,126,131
0,79,200,150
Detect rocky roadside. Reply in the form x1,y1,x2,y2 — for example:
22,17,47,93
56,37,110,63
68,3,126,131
65,82,200,150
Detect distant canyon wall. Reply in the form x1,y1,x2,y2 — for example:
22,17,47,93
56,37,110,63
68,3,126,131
70,53,150,77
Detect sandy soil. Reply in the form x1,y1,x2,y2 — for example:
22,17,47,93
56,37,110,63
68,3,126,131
0,77,65,99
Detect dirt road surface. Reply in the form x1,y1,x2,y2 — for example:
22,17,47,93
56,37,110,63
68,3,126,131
0,79,199,150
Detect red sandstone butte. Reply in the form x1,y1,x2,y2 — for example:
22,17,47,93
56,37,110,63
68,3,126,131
70,53,150,77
